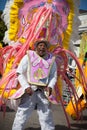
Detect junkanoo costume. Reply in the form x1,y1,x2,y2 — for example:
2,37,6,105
12,50,57,130
1,0,87,129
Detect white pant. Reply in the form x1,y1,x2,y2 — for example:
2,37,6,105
12,90,55,130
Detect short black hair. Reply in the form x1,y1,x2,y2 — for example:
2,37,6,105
34,40,50,48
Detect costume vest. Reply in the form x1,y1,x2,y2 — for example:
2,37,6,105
27,50,55,86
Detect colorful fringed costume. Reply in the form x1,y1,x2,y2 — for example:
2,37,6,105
66,33,87,119
0,0,87,128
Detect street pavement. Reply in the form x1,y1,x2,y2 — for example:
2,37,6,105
0,104,87,130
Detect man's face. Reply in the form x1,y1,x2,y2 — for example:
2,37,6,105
36,42,48,57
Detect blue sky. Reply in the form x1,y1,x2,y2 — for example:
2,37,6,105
79,0,87,10
0,0,87,11
0,0,7,10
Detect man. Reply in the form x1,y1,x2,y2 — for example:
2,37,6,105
12,40,57,130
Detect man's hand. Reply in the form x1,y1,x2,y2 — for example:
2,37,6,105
25,87,33,95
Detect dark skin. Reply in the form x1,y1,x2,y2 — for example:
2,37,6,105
35,42,48,57
25,42,52,96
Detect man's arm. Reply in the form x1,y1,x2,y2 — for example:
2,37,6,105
47,61,57,96
48,61,57,88
16,55,31,91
